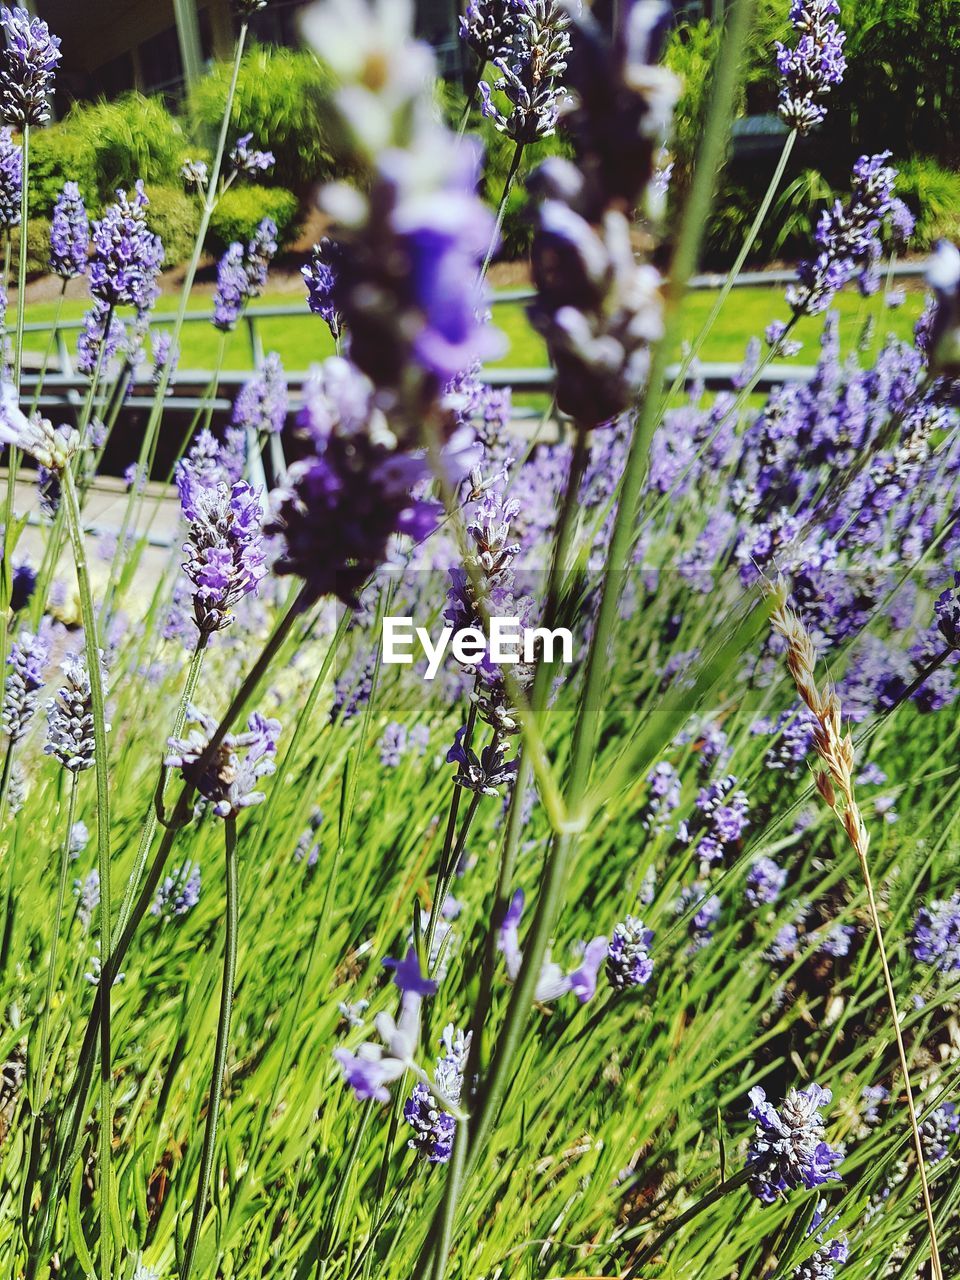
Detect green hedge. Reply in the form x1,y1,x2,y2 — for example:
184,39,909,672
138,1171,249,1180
143,184,201,269
64,93,187,200
206,185,300,257
27,126,98,218
11,218,53,278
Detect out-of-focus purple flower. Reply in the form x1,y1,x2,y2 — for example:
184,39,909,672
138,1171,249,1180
642,760,681,830
793,1200,849,1279
605,916,654,991
302,238,342,342
181,158,209,192
788,154,899,316
294,809,324,868
266,357,448,606
567,936,609,1003
478,1,571,144
817,922,854,958
2,624,51,741
765,319,803,357
747,1083,843,1203
860,1084,889,1128
404,1024,469,1164
151,860,201,920
49,182,89,278
766,921,801,964
229,132,275,177
176,468,266,636
44,650,109,773
0,384,78,470
89,183,164,315
73,867,100,929
911,893,960,972
151,330,179,389
0,6,61,127
775,1,846,135
0,127,21,230
678,774,750,867
499,888,606,1004
165,707,280,819
232,353,288,436
69,820,89,859
920,1101,958,1163
745,856,788,909
213,218,278,332
935,572,960,649
378,721,407,767
675,882,721,952
10,560,36,612
76,301,125,378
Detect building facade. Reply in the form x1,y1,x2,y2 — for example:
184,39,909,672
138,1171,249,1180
27,0,461,106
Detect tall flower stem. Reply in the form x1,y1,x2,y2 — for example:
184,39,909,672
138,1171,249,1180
179,815,239,1280
104,22,250,614
114,635,209,939
665,129,797,400
29,278,67,413
479,142,524,283
423,6,757,1276
59,464,114,1280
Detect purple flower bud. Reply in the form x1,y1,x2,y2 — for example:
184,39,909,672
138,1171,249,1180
165,708,280,819
302,238,342,341
0,6,61,127
0,127,21,230
606,916,654,991
45,650,110,773
775,0,846,135
2,624,51,741
747,1083,843,1203
213,217,277,331
151,860,201,920
232,352,288,436
89,183,164,314
229,132,275,177
49,182,89,279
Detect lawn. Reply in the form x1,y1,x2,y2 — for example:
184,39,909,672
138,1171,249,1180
21,280,928,376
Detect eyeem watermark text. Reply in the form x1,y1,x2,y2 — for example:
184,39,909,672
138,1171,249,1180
382,616,574,680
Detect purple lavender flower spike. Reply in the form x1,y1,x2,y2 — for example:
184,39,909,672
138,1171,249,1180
675,882,721,952
73,867,100,929
176,470,267,636
49,182,89,279
181,158,209,192
920,1102,959,1164
0,6,61,127
45,650,110,773
911,893,960,972
152,861,202,921
479,1,572,145
605,917,654,991
459,0,527,67
165,708,280,818
935,572,960,649
447,726,518,797
89,183,164,315
745,856,788,909
860,1084,888,1128
302,238,342,341
383,946,438,998
2,624,51,741
0,128,21,230
775,1,846,135
404,1024,469,1163
213,218,277,332
747,1083,843,1204
794,1199,848,1280
229,132,275,177
232,352,288,436
378,721,407,767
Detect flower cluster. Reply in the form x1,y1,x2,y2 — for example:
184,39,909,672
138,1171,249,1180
919,1101,959,1163
165,708,280,818
499,889,608,1004
2,625,51,742
479,1,571,145
775,1,847,134
794,1201,849,1280
745,855,788,909
788,154,905,316
404,1024,470,1163
677,774,750,867
229,132,275,177
213,218,278,331
747,1083,843,1204
605,916,654,991
675,882,721,952
232,353,288,437
152,861,202,921
459,0,527,68
89,182,164,314
45,651,109,774
0,6,61,128
49,182,89,279
911,893,960,973
0,128,21,230
302,238,342,342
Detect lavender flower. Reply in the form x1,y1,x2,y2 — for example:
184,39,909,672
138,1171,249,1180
213,218,277,331
459,0,526,67
294,809,324,868
378,722,407,767
44,651,109,773
334,946,437,1104
89,183,164,315
302,238,342,341
49,182,89,279
911,893,960,973
499,889,606,1003
265,357,444,606
605,916,654,991
229,132,275,177
775,1,847,135
447,727,517,797
788,154,899,316
152,861,201,921
176,468,266,636
920,1102,959,1163
860,1084,889,1128
793,1202,849,1280
479,1,571,145
166,708,279,819
0,127,21,229
0,6,61,127
745,856,788,909
817,923,854,958
232,353,287,436
69,820,90,859
2,625,51,741
934,572,960,649
0,385,79,470
675,882,721,952
404,1024,470,1164
73,867,100,929
747,1083,843,1203
151,330,179,388
181,158,209,192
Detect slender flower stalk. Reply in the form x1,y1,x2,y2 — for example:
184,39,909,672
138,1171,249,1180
768,581,943,1280
179,816,239,1280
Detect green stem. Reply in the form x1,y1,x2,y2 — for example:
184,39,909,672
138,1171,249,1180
666,129,797,398
422,5,758,1276
622,1166,755,1276
13,123,29,387
29,280,67,414
179,815,239,1280
59,465,114,1280
104,22,249,613
114,634,209,940
479,142,524,283
33,771,80,1104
